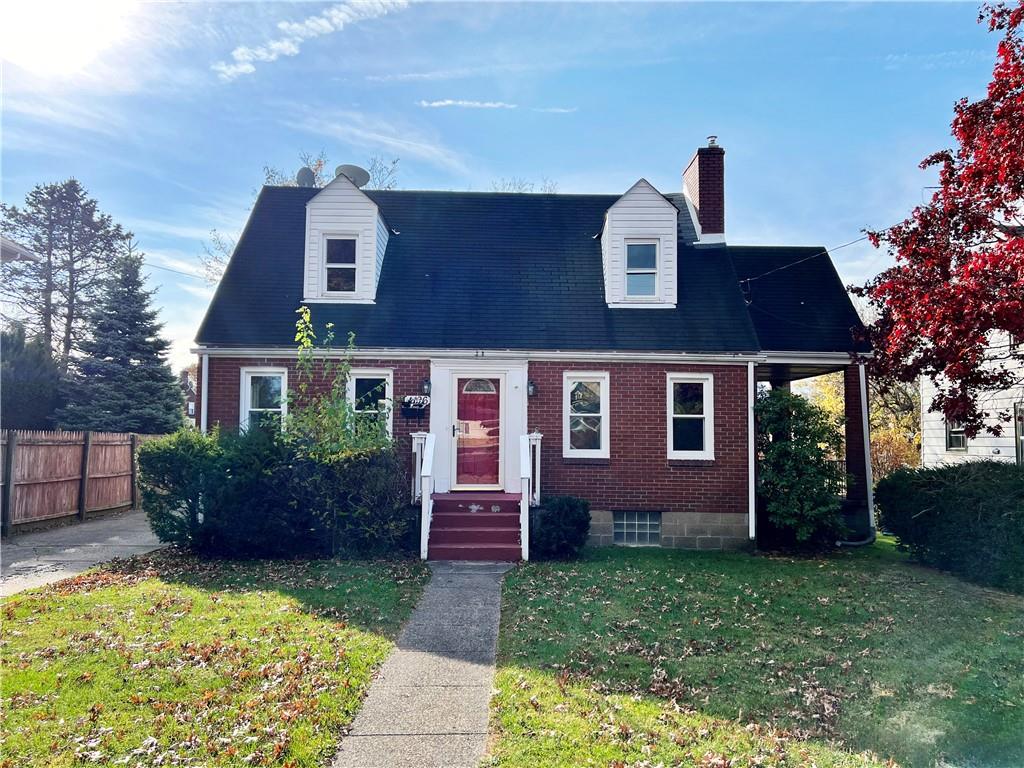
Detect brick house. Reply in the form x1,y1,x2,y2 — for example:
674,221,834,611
195,139,873,560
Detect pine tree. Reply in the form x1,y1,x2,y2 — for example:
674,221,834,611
1,322,64,429
56,243,184,434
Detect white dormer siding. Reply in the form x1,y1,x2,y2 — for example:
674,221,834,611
303,174,388,304
601,179,678,308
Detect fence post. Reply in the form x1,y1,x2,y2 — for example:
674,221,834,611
78,432,92,521
130,434,139,510
2,430,16,537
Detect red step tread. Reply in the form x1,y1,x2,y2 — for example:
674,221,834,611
428,543,521,561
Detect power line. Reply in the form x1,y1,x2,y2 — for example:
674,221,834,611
738,235,872,286
143,261,207,280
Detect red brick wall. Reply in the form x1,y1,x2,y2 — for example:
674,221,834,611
526,361,749,516
203,356,431,461
682,145,725,235
844,364,869,504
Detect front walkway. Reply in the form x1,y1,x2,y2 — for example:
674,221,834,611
0,510,162,597
333,561,512,768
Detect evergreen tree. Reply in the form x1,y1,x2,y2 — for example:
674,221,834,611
56,243,183,434
1,322,64,429
1,179,125,370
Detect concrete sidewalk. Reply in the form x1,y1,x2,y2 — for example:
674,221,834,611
0,510,162,597
333,561,512,768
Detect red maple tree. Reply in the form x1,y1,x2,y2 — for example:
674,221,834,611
857,1,1024,436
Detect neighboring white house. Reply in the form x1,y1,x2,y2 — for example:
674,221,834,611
920,333,1024,467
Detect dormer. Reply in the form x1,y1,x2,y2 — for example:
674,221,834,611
302,172,389,304
600,179,678,308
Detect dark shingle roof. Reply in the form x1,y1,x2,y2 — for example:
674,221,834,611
195,186,864,355
726,245,867,353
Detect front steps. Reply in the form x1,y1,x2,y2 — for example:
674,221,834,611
428,492,522,561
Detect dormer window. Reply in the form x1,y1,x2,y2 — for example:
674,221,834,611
600,179,678,309
625,241,658,298
325,237,357,293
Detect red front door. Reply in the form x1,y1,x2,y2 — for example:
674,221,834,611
454,377,501,487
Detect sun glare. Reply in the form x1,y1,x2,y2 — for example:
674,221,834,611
0,1,140,78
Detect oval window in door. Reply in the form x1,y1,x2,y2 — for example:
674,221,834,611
462,378,497,394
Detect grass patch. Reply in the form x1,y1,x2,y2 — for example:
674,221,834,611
491,540,1024,767
1,550,428,767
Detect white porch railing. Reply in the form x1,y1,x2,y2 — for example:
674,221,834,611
411,431,428,503
417,433,436,560
519,435,531,562
519,431,542,561
527,430,543,507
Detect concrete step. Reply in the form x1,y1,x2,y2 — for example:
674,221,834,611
432,511,520,528
428,543,521,561
431,492,521,516
430,527,521,545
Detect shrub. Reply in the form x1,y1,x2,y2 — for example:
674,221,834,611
203,427,330,558
876,461,1024,593
139,429,222,550
755,388,846,548
140,311,415,559
530,495,591,560
139,428,411,558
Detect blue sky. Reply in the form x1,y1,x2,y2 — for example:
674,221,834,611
1,1,999,369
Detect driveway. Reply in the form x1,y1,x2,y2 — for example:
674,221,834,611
0,510,162,597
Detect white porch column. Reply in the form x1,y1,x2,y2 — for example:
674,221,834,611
747,361,756,540
858,362,876,528
200,354,209,434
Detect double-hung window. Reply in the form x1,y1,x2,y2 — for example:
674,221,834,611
347,369,393,435
666,373,714,460
324,237,357,293
945,419,967,451
625,241,658,298
563,371,610,458
240,367,287,431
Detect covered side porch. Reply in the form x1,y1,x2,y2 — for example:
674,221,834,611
757,353,875,542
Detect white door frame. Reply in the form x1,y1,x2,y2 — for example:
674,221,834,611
450,371,506,491
428,359,529,494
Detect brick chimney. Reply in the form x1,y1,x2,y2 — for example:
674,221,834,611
682,136,725,239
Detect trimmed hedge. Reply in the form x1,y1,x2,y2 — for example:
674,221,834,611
139,427,413,558
875,461,1024,593
530,495,591,560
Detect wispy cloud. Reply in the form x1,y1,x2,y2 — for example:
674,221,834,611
368,63,522,82
147,251,208,279
532,106,577,114
416,99,517,109
177,282,216,300
883,48,991,72
286,110,468,175
213,0,408,81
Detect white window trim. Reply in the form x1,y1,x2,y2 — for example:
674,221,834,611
563,371,610,459
624,239,660,300
347,368,394,436
666,372,715,461
945,419,968,452
321,233,359,296
239,367,288,431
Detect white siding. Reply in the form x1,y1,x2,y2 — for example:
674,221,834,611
303,174,387,303
920,343,1024,466
600,179,678,308
375,212,389,286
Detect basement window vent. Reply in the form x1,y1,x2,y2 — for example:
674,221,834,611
613,510,661,546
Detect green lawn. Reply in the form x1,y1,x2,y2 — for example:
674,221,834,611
491,539,1024,768
0,550,428,768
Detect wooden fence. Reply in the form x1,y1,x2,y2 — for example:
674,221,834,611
1,430,155,536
